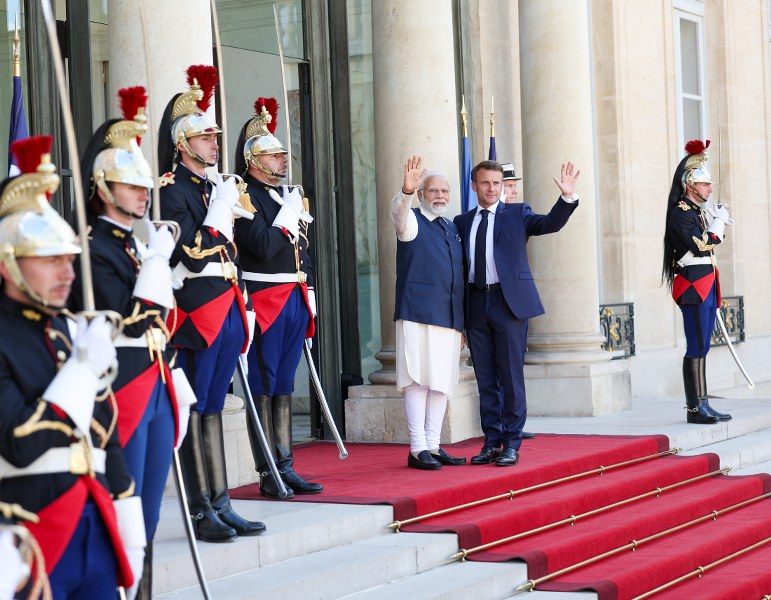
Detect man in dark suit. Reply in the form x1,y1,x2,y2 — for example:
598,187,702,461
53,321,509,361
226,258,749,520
454,160,580,466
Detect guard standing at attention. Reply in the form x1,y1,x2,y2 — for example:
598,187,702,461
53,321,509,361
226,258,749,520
233,98,322,499
158,65,265,542
662,139,733,424
0,136,145,597
73,86,192,596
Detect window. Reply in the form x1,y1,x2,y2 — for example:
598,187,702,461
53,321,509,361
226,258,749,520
674,3,708,148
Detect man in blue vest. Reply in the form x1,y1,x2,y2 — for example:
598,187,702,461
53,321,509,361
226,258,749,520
391,155,466,470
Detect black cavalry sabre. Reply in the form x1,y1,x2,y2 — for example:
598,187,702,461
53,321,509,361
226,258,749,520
210,0,290,499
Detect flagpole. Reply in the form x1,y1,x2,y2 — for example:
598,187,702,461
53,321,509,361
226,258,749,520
488,94,496,161
13,14,21,78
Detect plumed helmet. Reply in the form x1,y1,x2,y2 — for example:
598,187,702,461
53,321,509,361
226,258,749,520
170,65,222,145
0,136,80,309
243,97,286,161
680,139,714,190
92,87,154,191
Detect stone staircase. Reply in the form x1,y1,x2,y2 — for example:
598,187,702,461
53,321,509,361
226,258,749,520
154,384,771,599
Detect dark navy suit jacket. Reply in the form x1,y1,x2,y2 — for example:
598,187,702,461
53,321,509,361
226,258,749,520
453,197,578,320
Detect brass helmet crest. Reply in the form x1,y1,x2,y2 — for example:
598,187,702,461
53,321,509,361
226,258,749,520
170,65,222,166
681,139,714,190
244,97,286,163
93,86,154,195
0,136,80,311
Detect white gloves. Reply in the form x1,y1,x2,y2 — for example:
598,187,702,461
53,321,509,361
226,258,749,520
114,496,146,600
44,316,116,435
707,204,733,241
203,175,241,240
0,530,27,600
270,186,313,240
133,222,175,308
307,289,317,318
171,368,197,450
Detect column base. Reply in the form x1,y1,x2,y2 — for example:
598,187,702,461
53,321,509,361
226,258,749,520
524,359,631,416
346,366,481,444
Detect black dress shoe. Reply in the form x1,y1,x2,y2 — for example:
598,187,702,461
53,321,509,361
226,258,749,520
522,431,536,439
217,507,266,536
470,446,500,465
407,450,442,470
495,448,520,467
430,448,467,466
281,469,324,494
192,510,237,543
260,473,295,499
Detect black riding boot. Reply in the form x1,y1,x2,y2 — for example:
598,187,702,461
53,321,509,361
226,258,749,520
178,411,237,542
698,356,731,421
684,357,719,424
202,412,266,535
248,394,295,499
274,394,323,494
135,541,153,599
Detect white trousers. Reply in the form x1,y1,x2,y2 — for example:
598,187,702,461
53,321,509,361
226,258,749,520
404,383,448,453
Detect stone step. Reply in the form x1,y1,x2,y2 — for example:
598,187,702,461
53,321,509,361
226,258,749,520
156,530,458,599
681,427,771,472
152,498,392,595
341,558,596,600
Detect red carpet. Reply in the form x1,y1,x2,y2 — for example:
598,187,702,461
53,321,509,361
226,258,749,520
230,434,771,600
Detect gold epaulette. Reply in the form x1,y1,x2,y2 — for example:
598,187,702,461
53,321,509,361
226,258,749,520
159,172,175,187
677,201,691,211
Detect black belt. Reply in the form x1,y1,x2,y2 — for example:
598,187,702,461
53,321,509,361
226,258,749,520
471,282,501,293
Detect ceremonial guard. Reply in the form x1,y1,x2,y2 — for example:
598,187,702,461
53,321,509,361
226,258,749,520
71,86,191,595
158,65,264,542
0,136,144,596
501,162,522,204
233,98,322,498
663,140,733,424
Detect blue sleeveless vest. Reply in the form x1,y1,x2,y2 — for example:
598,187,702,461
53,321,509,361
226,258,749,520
394,208,464,331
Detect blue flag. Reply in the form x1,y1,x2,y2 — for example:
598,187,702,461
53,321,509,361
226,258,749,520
488,135,496,161
8,73,29,176
462,136,476,212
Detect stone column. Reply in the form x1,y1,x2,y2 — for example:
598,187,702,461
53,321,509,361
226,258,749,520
518,0,630,415
108,0,213,162
346,0,480,443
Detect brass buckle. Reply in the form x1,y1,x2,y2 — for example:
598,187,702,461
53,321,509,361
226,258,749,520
69,439,93,476
297,271,307,284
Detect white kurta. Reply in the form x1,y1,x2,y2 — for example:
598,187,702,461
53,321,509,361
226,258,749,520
391,191,462,396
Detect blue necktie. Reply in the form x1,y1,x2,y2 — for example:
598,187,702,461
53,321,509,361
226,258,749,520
474,209,490,289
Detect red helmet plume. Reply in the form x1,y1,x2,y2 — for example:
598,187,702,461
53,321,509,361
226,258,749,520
684,139,711,155
186,65,218,113
11,136,53,175
255,97,279,134
118,86,148,121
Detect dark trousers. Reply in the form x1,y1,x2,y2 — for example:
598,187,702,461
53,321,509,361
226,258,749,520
680,282,718,357
247,287,308,395
178,300,245,413
122,377,174,540
467,286,528,451
49,503,118,599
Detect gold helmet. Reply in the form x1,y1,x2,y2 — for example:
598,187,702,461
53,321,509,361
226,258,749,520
244,97,286,161
170,65,221,166
0,136,80,311
680,139,714,190
94,87,153,190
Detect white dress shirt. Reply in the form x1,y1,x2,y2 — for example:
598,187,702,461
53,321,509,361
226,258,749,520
468,201,500,285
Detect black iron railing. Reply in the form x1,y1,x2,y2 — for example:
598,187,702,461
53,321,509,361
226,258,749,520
599,303,635,359
711,296,745,346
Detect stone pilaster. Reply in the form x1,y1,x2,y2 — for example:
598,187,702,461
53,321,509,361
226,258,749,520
346,0,480,443
518,0,630,415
